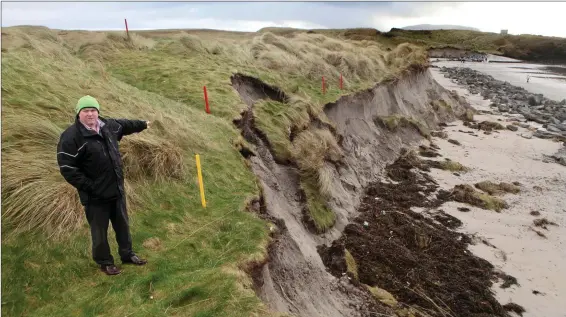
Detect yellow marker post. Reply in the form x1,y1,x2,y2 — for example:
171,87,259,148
195,154,206,208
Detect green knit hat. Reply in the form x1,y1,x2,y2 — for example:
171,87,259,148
75,95,100,114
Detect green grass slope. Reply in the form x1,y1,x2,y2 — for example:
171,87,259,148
1,26,427,316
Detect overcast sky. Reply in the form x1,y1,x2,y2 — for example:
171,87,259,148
2,1,565,38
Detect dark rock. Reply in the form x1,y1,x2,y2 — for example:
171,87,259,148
556,110,566,121
534,130,561,139
539,112,553,120
547,146,566,167
524,113,547,124
506,125,519,131
547,125,564,133
535,94,544,105
439,67,565,129
517,106,531,115
523,112,537,121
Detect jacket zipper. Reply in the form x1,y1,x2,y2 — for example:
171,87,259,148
97,140,107,157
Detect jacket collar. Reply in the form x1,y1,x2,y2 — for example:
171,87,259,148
76,116,108,137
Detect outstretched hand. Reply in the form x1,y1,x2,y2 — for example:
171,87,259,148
146,121,151,129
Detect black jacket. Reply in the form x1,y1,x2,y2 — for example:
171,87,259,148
57,116,147,205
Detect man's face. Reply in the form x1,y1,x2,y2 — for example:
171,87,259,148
78,108,99,126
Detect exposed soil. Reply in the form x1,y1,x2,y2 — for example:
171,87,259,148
231,73,289,164
232,70,482,317
230,73,289,105
319,151,512,317
232,73,394,317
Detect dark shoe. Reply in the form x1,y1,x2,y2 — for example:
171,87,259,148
100,264,121,275
122,255,147,265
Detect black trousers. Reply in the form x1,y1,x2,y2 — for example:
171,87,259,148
84,198,135,265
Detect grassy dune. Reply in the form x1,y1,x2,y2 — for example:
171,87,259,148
1,25,427,316
384,28,566,63
260,27,566,63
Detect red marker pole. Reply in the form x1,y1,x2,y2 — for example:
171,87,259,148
203,86,210,114
340,74,343,90
124,18,129,39
322,76,326,94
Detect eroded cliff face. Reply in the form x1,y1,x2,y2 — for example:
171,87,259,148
232,69,469,317
321,69,467,242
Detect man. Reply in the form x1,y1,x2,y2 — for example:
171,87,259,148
57,95,150,275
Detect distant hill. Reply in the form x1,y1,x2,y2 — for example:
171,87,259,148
401,24,480,31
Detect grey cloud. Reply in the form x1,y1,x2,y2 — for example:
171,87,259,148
1,2,322,30
385,2,462,18
1,2,465,32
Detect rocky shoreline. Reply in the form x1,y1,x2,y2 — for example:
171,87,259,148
438,66,566,166
439,67,566,140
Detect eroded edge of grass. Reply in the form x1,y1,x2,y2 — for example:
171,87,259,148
374,114,431,138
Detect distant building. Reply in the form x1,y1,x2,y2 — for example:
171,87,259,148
500,29,508,35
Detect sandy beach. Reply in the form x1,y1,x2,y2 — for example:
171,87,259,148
429,68,566,317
